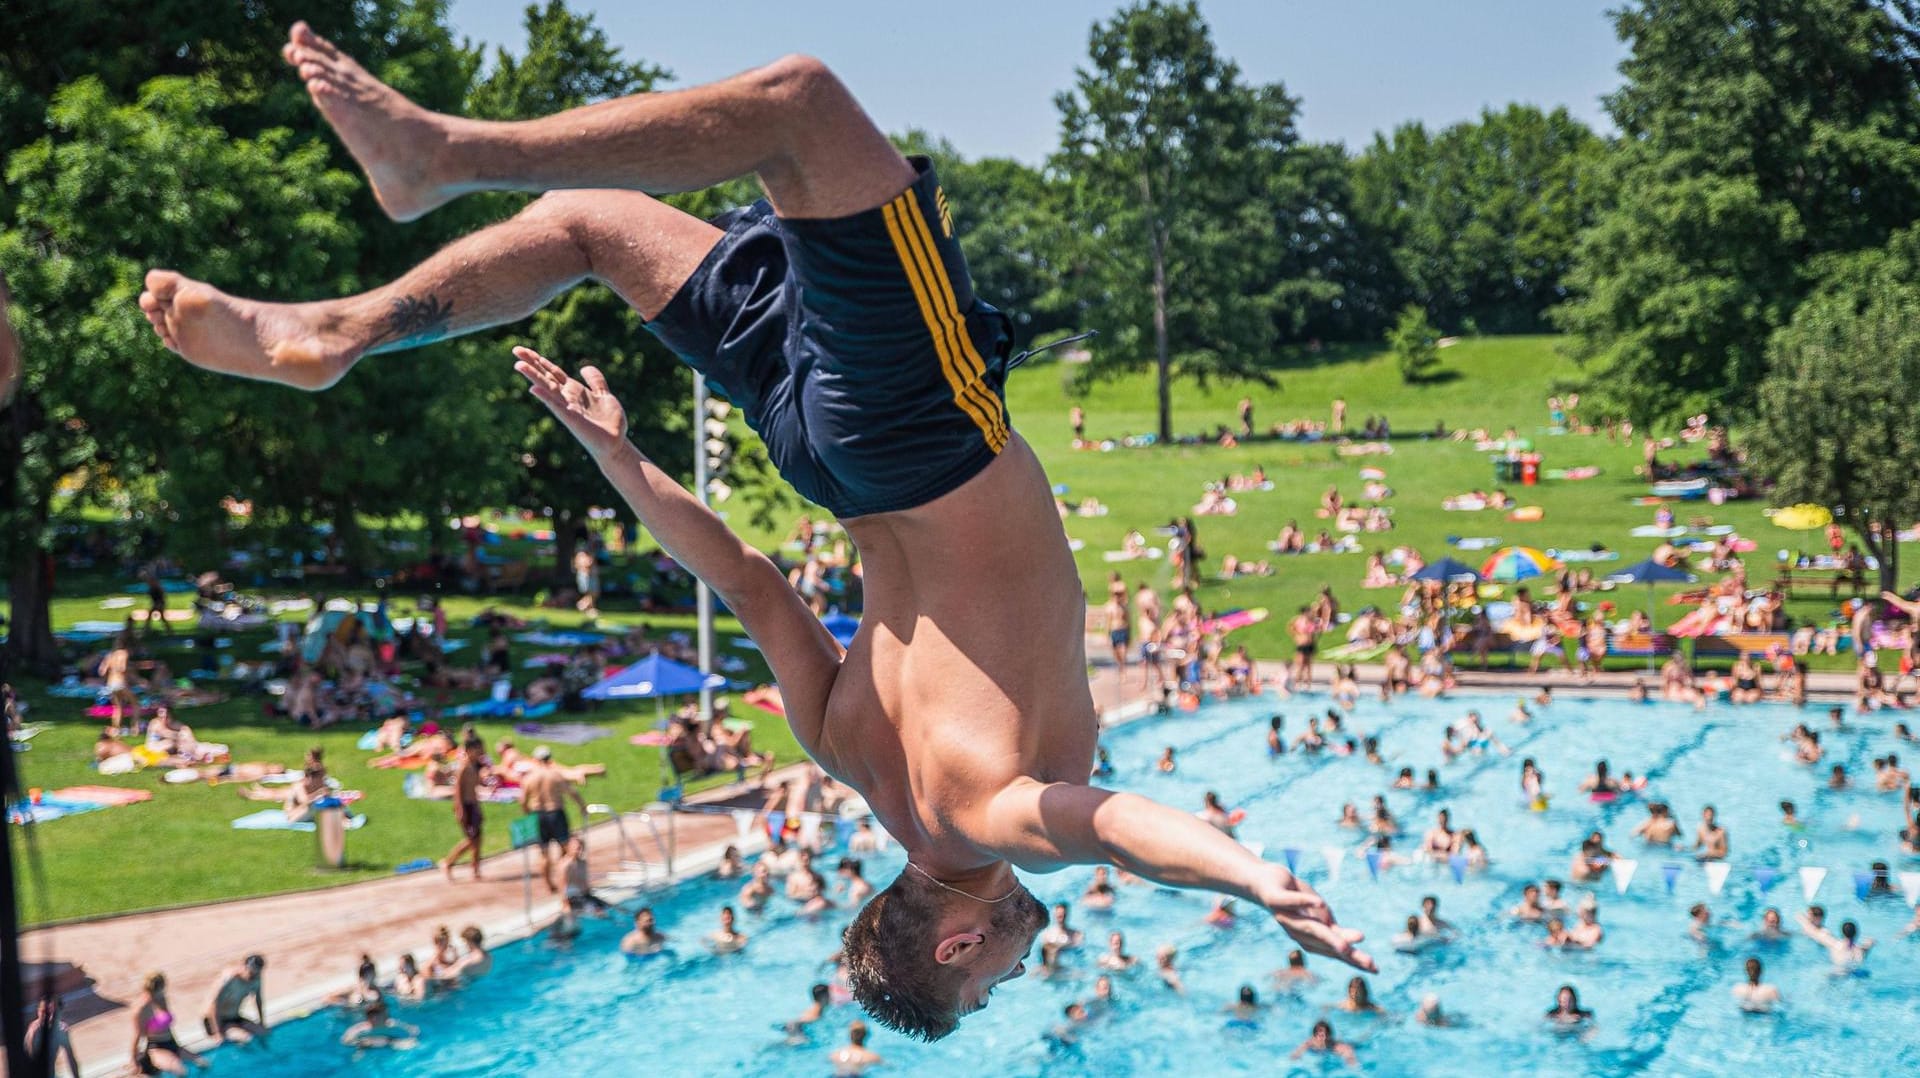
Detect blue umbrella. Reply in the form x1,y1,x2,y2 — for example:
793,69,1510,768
1410,557,1483,583
820,611,861,647
1607,558,1695,586
582,652,725,701
1606,559,1696,671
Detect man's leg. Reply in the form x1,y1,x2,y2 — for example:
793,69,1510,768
139,190,719,388
281,23,913,221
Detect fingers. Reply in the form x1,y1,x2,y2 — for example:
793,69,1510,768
580,365,610,394
1279,916,1377,973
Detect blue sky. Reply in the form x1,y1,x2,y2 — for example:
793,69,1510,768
445,0,1628,161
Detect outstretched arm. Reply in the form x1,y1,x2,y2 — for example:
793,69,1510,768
515,348,840,745
983,779,1375,971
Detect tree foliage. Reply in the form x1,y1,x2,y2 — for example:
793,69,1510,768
1556,0,1920,428
1387,304,1442,384
1355,105,1606,334
1749,279,1920,593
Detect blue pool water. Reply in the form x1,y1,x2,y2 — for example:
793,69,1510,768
220,692,1920,1076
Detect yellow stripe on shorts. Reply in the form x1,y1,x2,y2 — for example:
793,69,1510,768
879,191,1007,452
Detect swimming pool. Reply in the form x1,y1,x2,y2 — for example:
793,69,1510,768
218,692,1920,1076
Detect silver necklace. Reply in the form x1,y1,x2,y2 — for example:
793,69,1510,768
906,861,1021,903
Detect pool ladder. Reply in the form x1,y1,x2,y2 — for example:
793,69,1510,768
588,801,677,892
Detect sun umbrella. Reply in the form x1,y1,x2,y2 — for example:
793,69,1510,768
820,611,861,647
1480,546,1561,583
1770,504,1833,531
581,652,725,701
1411,557,1484,584
1606,558,1697,672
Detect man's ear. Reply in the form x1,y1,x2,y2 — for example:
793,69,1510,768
933,932,985,966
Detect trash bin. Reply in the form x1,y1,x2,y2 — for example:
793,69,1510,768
314,796,348,869
1521,454,1540,486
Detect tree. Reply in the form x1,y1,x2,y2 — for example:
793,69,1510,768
1354,105,1607,334
1054,1,1317,442
1556,0,1920,427
1387,304,1442,384
0,76,364,673
1749,282,1920,594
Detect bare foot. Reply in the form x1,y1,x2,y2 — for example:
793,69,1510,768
139,270,361,390
283,21,450,221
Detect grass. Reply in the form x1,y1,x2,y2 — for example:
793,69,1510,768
5,333,1898,922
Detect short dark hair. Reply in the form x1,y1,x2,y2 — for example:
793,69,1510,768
841,871,962,1041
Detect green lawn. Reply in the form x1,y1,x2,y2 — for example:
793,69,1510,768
5,333,1896,922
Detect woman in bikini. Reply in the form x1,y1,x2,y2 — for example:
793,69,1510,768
132,972,206,1074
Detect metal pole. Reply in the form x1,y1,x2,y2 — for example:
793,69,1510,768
693,374,715,723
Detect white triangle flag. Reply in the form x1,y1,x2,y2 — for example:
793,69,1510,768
1612,858,1638,895
798,812,823,850
1703,861,1731,896
1799,866,1827,902
730,809,754,841
1322,846,1346,885
1900,871,1920,908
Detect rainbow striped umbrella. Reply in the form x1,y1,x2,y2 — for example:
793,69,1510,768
1480,546,1561,583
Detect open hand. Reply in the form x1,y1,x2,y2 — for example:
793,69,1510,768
1257,864,1376,972
513,346,627,459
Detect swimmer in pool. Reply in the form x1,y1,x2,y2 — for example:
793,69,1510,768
1337,802,1363,829
1421,811,1458,858
1273,949,1317,990
1579,759,1621,796
1157,746,1178,773
1780,800,1803,829
1545,984,1593,1027
785,983,833,1043
1290,1019,1359,1066
158,29,1373,1042
1393,916,1441,953
1041,903,1085,950
1393,767,1416,790
1520,758,1548,808
1510,700,1533,725
1081,866,1117,910
1804,917,1874,972
709,905,750,955
1205,898,1239,927
1418,895,1455,935
1097,931,1138,972
829,1020,884,1077
1693,806,1729,861
1751,907,1791,942
620,907,668,956
738,861,774,913
1565,904,1604,949
1197,791,1237,836
1334,975,1385,1015
1510,884,1546,922
1542,879,1570,912
838,858,875,905
1733,958,1782,1013
1415,994,1456,1027
1632,802,1679,845
1224,984,1266,1023
1155,945,1186,994
1687,903,1715,943
340,996,417,1049
1369,797,1400,836
1570,831,1614,883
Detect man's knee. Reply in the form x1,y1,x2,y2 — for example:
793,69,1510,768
524,190,605,271
755,54,851,116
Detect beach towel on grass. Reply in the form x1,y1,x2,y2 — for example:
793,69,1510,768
403,773,519,804
7,797,106,824
510,721,613,745
232,809,367,832
513,631,606,647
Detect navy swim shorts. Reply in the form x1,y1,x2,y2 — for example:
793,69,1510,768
645,156,1013,518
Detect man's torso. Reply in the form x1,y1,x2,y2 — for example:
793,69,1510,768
806,436,1096,869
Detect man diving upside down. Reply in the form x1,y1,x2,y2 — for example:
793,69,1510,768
139,23,1374,1040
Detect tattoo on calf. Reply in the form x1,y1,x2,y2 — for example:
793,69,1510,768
368,294,453,350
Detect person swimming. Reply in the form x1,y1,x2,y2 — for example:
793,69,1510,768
708,905,750,954
620,907,669,956
1291,1019,1359,1065
1224,983,1266,1024
1081,866,1117,910
1416,994,1458,1027
1579,759,1621,799
1571,831,1614,882
1693,805,1729,861
1520,758,1548,810
1750,907,1791,942
1633,802,1679,846
1510,884,1546,922
1097,931,1138,972
1334,975,1385,1015
1545,984,1593,1027
1730,958,1782,1017
1273,949,1317,990
1804,917,1874,973
1155,945,1185,994
340,995,417,1049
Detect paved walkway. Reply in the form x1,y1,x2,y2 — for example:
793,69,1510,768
31,643,1852,1074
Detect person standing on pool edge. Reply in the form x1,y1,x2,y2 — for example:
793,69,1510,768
138,24,1373,1041
519,747,585,894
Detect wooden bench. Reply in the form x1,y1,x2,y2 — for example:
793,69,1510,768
1609,631,1677,660
1691,632,1792,659
485,560,530,594
1770,566,1866,600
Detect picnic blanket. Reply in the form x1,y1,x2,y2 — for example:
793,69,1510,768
510,721,614,745
8,798,104,824
443,698,560,720
513,630,607,647
403,773,520,803
232,809,367,832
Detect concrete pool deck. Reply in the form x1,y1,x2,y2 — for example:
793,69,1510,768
27,646,1857,1074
